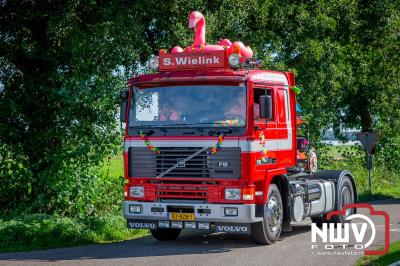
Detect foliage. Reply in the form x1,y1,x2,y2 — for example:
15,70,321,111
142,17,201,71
320,145,400,200
262,0,400,170
0,1,139,214
0,213,147,253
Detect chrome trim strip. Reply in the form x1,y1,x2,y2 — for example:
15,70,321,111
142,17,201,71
124,139,292,152
124,201,262,223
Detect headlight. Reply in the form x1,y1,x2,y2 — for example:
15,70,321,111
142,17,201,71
130,186,144,198
225,188,241,200
149,55,159,70
228,53,241,67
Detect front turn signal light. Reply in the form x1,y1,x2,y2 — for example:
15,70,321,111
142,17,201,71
242,187,254,200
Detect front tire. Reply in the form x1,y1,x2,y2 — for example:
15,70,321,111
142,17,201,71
150,228,182,241
251,184,283,245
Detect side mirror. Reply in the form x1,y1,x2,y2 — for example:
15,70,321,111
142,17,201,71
120,90,129,123
120,90,128,100
259,95,272,119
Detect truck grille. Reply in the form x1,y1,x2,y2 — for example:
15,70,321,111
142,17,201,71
128,147,241,179
156,184,208,201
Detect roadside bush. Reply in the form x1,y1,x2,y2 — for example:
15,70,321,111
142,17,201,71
0,213,146,253
319,144,400,200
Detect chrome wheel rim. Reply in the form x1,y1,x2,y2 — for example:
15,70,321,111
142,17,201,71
265,195,282,233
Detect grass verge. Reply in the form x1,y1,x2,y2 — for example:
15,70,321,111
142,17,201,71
356,241,400,266
320,145,400,201
0,213,148,253
322,160,400,202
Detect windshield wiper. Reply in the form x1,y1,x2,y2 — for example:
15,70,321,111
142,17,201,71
137,129,154,136
208,128,233,136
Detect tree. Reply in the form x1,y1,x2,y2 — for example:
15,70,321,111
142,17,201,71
259,0,400,168
0,1,146,214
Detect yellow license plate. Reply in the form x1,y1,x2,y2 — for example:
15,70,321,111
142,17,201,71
169,213,195,221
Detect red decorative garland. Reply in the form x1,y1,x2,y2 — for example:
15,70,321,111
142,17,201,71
139,131,160,154
209,133,224,155
259,131,268,162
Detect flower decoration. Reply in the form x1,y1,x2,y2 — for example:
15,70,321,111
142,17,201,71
208,133,224,155
139,131,160,154
214,119,245,127
259,131,268,162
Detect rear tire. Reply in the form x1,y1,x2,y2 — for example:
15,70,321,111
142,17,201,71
150,228,182,241
330,175,355,223
251,184,283,245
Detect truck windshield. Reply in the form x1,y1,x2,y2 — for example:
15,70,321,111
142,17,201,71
129,85,246,128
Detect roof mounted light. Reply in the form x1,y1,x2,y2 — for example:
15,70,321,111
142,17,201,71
228,53,241,68
149,55,159,70
243,58,262,68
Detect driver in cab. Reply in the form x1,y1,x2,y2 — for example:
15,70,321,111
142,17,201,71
159,95,187,121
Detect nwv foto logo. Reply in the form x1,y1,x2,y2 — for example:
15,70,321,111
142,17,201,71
312,214,375,247
310,204,390,256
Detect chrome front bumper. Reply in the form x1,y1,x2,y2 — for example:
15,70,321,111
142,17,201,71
123,201,262,223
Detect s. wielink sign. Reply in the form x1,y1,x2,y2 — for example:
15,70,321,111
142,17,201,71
159,51,226,71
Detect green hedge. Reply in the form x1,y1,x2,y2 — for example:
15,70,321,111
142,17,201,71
0,213,147,253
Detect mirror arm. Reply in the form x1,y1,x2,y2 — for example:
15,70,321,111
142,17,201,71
119,89,130,123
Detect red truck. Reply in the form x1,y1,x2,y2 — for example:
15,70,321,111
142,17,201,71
119,12,357,245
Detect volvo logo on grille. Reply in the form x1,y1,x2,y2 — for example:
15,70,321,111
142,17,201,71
177,158,186,167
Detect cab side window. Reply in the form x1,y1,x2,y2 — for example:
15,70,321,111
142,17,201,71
277,88,290,123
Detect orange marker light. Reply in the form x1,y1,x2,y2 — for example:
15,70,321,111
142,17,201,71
242,187,255,200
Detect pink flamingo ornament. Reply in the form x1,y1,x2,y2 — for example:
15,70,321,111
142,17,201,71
171,11,253,58
186,11,224,52
189,11,206,47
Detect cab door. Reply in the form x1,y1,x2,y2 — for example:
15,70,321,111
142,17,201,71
253,85,277,169
276,86,294,167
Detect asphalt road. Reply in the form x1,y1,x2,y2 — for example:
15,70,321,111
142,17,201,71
1,199,399,266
